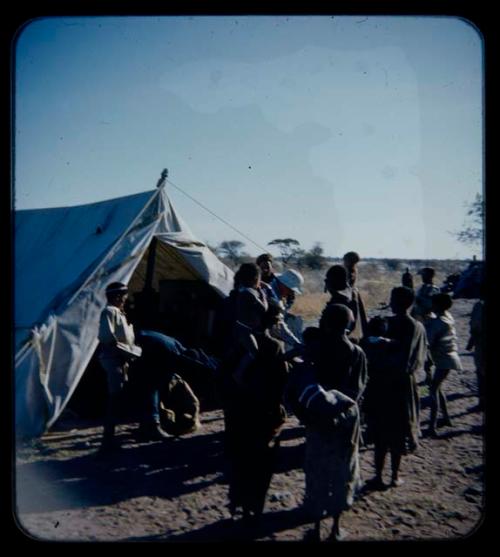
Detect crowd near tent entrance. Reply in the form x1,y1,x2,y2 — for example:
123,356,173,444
15,179,234,439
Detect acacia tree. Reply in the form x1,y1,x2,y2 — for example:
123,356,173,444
456,193,484,247
300,242,327,270
217,240,246,267
268,238,301,267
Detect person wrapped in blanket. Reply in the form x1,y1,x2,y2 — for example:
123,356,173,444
285,304,363,542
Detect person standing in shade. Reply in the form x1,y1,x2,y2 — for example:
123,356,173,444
424,293,463,437
97,282,141,453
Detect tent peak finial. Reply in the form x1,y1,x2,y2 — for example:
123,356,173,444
157,168,168,188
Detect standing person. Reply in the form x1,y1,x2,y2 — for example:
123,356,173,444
220,299,289,524
315,303,368,405
285,305,362,542
255,256,304,352
360,316,393,448
402,267,414,290
271,269,305,350
343,251,368,338
361,315,416,488
413,267,440,322
322,264,365,345
467,283,485,410
385,286,429,461
424,293,463,437
231,263,268,385
256,253,277,287
97,282,141,453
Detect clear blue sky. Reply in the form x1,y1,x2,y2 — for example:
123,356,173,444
14,15,483,260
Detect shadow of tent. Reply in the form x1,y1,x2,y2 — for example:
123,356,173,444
15,428,226,515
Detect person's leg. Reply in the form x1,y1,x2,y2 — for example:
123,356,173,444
438,389,452,426
428,375,440,434
390,449,404,486
327,512,346,541
430,369,451,429
373,443,387,486
100,360,125,451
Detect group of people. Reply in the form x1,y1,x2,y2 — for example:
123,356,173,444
95,251,484,542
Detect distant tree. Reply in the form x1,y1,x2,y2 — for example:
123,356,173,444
299,242,327,270
217,240,246,267
455,193,484,246
268,238,301,267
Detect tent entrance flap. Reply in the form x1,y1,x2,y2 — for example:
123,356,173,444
127,241,222,351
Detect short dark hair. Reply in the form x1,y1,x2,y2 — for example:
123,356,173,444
325,264,348,290
367,316,388,337
236,262,261,288
420,267,435,280
302,326,321,345
320,303,353,334
390,286,415,312
256,253,273,266
343,251,360,266
431,292,453,312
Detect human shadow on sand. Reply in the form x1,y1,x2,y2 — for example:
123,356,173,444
126,507,309,542
15,428,227,515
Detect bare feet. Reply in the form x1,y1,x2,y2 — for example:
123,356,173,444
327,528,348,542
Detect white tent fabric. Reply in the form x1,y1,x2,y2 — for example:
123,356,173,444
14,186,234,439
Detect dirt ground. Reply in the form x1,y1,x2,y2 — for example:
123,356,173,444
14,298,486,543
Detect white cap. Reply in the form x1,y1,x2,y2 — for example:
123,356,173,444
276,269,304,294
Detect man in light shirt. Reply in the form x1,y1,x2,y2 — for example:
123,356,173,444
98,282,150,452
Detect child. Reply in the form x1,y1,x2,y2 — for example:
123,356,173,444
413,267,440,322
286,369,360,541
424,293,463,437
360,316,393,450
285,305,363,542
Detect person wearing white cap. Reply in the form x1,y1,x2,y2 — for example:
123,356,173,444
271,269,305,352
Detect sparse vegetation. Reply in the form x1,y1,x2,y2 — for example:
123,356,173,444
218,256,473,324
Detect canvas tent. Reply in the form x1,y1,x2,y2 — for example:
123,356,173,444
15,183,234,439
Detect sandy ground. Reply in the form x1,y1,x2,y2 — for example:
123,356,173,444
14,298,485,542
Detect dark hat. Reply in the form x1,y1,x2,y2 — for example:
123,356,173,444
105,281,128,294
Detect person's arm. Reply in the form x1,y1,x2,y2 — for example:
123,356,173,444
271,319,302,348
98,307,118,346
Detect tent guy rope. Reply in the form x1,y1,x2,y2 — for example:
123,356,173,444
165,177,268,253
